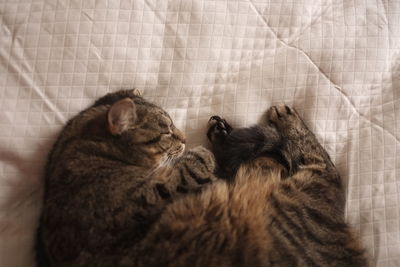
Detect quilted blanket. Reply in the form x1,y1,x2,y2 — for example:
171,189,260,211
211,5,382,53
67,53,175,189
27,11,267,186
0,0,399,266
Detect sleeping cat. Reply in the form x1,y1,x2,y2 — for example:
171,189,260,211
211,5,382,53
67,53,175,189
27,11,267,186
38,89,367,266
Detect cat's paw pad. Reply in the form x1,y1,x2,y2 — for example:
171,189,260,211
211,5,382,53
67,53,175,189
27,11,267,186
266,105,300,127
207,116,232,144
128,88,141,97
267,104,295,120
266,104,313,142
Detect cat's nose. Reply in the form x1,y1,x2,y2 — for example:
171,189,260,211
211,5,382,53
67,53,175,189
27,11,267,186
173,129,186,144
178,134,186,144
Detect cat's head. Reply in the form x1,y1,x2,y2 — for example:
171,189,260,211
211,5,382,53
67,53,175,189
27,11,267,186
85,89,186,167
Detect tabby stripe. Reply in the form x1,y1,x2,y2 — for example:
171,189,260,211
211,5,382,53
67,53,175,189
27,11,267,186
183,164,212,184
83,151,125,163
300,181,337,206
176,185,188,194
180,175,188,186
142,135,162,145
269,218,318,267
298,213,345,246
279,183,293,195
267,235,297,266
270,195,305,240
186,152,212,176
277,185,347,244
305,206,346,232
301,181,326,197
316,248,348,264
155,183,171,199
305,167,341,189
170,232,201,263
179,168,187,185
316,246,365,265
217,237,229,254
326,173,341,188
271,193,347,259
186,151,207,166
276,194,345,246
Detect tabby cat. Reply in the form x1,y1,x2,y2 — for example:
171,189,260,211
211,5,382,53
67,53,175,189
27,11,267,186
38,89,367,267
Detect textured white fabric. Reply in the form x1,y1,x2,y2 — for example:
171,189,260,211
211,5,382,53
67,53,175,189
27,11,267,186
0,0,399,266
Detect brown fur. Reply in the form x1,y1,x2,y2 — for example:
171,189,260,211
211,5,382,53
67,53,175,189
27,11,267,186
131,160,366,267
38,91,368,267
39,90,218,266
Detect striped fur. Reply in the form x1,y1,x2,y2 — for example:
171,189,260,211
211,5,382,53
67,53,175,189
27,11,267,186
39,91,368,267
39,90,218,266
131,105,367,267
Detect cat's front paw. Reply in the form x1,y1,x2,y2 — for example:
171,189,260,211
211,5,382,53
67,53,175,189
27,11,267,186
266,105,306,136
187,146,216,172
266,104,296,123
207,116,233,145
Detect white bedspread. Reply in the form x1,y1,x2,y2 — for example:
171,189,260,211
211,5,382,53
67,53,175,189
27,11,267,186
0,0,399,266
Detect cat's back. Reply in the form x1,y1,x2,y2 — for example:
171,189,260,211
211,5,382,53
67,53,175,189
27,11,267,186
134,164,367,267
133,169,277,267
263,184,367,266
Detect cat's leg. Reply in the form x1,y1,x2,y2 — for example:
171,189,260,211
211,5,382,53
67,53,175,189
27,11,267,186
128,147,218,242
266,104,344,208
207,116,281,179
264,106,367,266
174,146,218,190
266,105,337,173
207,116,233,144
144,146,218,205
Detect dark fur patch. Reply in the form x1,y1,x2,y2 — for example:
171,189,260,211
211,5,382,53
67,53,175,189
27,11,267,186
209,125,284,179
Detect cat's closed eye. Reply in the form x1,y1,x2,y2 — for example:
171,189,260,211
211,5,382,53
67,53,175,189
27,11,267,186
144,135,163,145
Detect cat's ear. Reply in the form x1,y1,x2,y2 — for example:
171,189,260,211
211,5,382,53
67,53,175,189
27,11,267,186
107,98,137,135
130,88,141,97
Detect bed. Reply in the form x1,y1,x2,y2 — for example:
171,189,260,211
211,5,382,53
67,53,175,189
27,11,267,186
0,0,399,266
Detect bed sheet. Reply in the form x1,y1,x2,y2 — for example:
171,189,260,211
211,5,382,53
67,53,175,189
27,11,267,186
0,0,399,266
